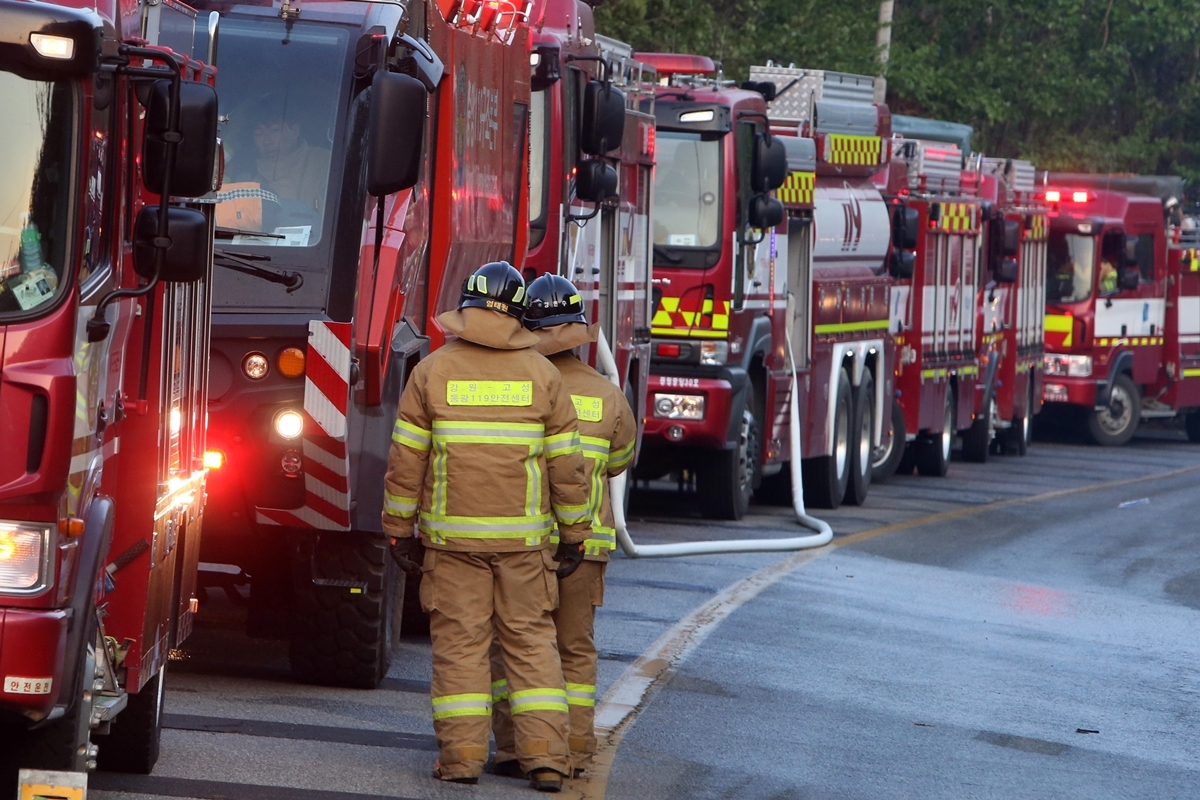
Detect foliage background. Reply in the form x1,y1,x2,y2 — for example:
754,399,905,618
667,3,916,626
593,0,1200,184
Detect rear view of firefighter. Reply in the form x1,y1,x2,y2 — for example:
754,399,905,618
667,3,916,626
381,262,593,791
490,274,637,779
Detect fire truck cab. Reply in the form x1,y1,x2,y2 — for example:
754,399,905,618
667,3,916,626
632,54,795,519
0,0,219,784
195,0,542,688
1040,174,1200,445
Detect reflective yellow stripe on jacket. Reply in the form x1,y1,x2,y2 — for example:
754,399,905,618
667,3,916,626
551,434,616,556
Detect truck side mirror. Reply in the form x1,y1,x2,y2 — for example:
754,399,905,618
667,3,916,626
367,71,427,197
133,205,209,283
995,256,1018,283
889,250,915,279
751,133,787,193
581,80,625,156
893,206,919,250
1003,220,1020,257
575,158,618,203
1119,267,1139,291
144,79,219,198
748,195,783,230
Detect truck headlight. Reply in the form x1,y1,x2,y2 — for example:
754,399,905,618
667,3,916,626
274,409,304,439
653,393,705,420
699,341,728,366
1044,354,1092,377
0,523,50,592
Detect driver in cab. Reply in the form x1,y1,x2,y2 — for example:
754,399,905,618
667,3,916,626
248,101,330,213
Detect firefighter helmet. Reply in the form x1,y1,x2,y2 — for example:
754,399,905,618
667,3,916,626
459,261,527,319
523,274,588,330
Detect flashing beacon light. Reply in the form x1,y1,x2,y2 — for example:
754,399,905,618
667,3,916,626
1072,191,1089,203
1045,190,1061,203
203,450,226,469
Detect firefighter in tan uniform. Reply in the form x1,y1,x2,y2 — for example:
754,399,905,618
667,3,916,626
381,262,593,792
489,275,637,779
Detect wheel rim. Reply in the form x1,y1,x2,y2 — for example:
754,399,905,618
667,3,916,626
1098,384,1133,435
858,401,872,476
736,411,753,495
941,398,953,461
835,400,850,478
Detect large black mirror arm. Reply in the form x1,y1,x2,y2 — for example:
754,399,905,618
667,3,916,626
87,45,184,344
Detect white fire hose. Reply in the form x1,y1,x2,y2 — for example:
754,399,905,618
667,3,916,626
597,295,833,558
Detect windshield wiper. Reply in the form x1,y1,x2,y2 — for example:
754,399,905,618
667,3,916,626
213,249,303,293
214,226,286,240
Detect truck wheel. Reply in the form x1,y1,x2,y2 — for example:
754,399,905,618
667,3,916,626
844,372,874,506
915,386,955,476
96,666,164,774
1087,373,1140,446
1187,411,1200,443
962,395,995,463
289,531,404,688
802,367,852,509
697,408,760,520
872,400,907,481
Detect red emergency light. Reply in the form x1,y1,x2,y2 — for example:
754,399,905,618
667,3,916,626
1044,189,1090,203
657,343,681,357
635,52,716,77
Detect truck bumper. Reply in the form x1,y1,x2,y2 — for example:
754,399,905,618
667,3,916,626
1042,377,1097,408
0,608,69,721
642,375,733,451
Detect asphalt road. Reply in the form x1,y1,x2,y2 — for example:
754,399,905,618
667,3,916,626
90,428,1200,800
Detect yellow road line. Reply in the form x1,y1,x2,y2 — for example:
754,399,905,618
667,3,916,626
569,463,1200,798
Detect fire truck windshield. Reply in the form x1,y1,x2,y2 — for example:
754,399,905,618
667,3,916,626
0,73,74,320
653,132,721,255
208,17,350,254
1046,231,1096,304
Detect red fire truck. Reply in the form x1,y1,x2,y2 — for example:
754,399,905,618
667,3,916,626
966,157,1047,459
632,59,896,517
0,0,219,786
523,0,654,442
1039,174,1200,445
195,0,578,687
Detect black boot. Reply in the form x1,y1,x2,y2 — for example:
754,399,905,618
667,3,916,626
529,769,564,792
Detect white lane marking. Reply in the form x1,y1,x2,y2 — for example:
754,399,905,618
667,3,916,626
593,547,828,737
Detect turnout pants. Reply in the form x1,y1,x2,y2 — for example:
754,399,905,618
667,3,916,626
422,548,570,780
492,560,606,771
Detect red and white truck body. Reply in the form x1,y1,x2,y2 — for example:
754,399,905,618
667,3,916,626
1039,174,1200,444
0,0,219,780
523,1,654,442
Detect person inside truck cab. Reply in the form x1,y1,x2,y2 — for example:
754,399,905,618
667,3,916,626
1099,257,1119,294
248,101,330,214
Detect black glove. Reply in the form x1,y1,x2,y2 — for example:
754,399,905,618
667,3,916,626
554,540,585,579
388,535,423,574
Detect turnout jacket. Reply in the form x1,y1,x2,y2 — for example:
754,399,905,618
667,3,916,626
546,352,636,562
381,308,592,552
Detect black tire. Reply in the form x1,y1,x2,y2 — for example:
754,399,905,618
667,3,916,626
962,393,995,464
1187,411,1200,443
289,531,404,688
802,367,852,509
872,399,907,481
96,666,164,774
915,386,955,477
1087,373,1140,446
697,407,760,520
844,372,874,506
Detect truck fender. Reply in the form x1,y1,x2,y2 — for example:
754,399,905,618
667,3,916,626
58,494,114,711
1096,351,1135,407
349,317,429,531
